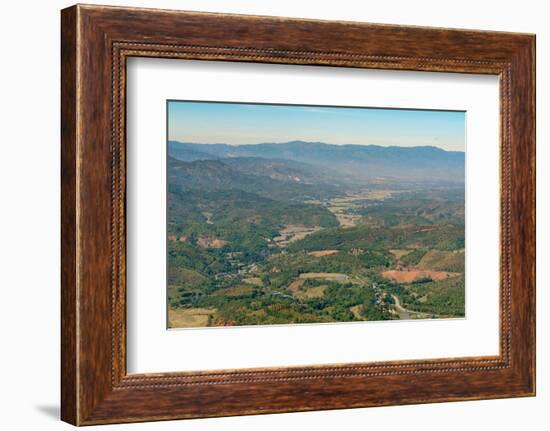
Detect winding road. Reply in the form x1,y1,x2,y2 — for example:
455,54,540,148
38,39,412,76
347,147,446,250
392,295,433,320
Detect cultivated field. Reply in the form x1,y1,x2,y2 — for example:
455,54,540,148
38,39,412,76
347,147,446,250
168,307,216,328
381,269,460,284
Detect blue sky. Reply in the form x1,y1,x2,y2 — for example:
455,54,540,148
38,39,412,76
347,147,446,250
168,101,465,152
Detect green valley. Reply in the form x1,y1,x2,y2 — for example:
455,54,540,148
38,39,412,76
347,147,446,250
166,141,465,328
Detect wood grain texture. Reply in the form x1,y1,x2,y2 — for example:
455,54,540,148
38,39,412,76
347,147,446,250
60,4,536,425
60,5,78,425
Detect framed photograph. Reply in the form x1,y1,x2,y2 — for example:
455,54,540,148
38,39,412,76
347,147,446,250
61,4,536,425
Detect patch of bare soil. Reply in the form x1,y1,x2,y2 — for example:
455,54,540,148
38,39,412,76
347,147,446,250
381,269,460,284
196,236,227,249
168,234,187,242
288,279,305,295
308,250,339,257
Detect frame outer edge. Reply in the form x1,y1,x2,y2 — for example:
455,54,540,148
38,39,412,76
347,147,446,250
61,5,79,426
503,35,536,396
521,34,536,395
531,34,536,396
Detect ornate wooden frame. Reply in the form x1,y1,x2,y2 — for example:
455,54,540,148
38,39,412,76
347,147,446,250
61,4,536,425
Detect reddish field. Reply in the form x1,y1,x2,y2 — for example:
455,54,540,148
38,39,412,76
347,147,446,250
381,269,460,284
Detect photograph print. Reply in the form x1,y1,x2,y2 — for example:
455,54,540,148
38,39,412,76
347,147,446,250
166,101,466,329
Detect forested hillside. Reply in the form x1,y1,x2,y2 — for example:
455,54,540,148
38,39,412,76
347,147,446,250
166,141,465,328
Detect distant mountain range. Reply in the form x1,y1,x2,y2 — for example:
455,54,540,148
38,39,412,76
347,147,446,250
168,140,464,184
168,156,343,201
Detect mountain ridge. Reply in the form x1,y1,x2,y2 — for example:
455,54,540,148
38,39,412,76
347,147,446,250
168,140,465,183
169,139,464,154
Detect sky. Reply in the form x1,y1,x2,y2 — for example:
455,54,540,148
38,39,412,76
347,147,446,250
168,100,465,152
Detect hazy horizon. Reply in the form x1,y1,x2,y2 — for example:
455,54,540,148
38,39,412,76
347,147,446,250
168,139,465,153
168,100,466,152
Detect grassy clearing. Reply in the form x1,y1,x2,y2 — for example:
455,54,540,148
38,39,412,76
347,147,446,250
350,304,366,320
308,250,339,257
242,277,263,286
167,267,205,285
168,307,216,328
299,272,349,281
295,285,327,299
416,249,465,272
389,249,413,260
273,224,323,246
213,285,255,297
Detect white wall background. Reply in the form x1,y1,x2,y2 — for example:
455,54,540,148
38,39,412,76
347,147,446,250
0,0,546,429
